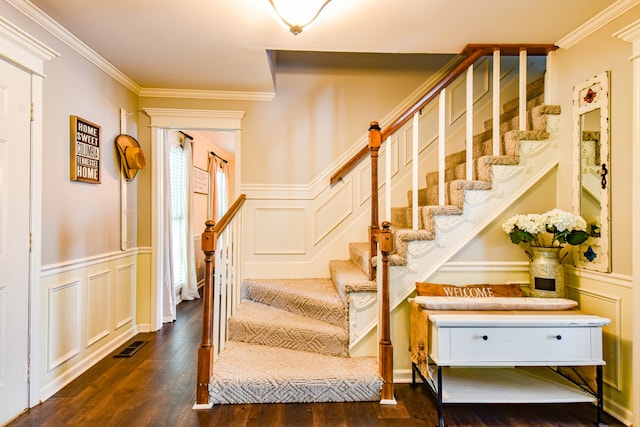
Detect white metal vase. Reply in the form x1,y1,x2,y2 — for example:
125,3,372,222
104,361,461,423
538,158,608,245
529,247,565,298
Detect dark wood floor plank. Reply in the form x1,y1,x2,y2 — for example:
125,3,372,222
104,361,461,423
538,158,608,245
9,297,626,427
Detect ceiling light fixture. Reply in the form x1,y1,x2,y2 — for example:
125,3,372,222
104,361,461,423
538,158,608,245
267,0,333,35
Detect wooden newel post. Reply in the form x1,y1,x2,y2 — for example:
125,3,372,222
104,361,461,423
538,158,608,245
378,221,395,403
195,220,216,408
368,121,382,281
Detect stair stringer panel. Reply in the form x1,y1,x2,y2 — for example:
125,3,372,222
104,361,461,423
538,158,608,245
349,123,561,350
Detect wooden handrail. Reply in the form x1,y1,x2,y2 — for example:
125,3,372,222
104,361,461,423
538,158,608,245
195,193,246,408
214,193,247,234
329,43,557,185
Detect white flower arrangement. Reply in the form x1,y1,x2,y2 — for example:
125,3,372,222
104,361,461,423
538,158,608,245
502,209,589,248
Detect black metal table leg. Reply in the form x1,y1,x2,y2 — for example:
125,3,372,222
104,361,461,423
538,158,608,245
437,365,445,427
595,365,608,427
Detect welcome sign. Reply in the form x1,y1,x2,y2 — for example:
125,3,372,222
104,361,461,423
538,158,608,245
70,115,101,184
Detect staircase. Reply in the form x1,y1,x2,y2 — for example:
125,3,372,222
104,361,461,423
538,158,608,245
200,45,561,406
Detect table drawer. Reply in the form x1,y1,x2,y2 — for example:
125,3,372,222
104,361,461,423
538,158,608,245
447,327,591,363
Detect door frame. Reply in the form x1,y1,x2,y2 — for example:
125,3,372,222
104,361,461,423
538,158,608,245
143,108,244,331
615,20,640,427
0,17,58,407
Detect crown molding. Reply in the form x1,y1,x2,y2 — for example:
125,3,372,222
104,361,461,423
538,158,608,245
0,15,59,75
6,0,141,93
139,87,275,101
556,0,640,49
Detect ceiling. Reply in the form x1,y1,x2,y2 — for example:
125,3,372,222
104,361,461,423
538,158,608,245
18,0,619,157
26,0,618,95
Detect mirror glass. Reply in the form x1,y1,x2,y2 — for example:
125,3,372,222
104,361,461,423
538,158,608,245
573,71,610,272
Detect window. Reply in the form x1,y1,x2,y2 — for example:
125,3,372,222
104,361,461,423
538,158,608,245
215,164,228,219
169,144,186,288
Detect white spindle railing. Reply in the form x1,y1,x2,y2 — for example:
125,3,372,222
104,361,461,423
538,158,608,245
384,47,551,231
212,209,243,358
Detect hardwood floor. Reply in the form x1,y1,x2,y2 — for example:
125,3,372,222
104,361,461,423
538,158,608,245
9,298,624,427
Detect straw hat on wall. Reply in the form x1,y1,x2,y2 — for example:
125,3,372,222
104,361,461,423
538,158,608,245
115,134,145,181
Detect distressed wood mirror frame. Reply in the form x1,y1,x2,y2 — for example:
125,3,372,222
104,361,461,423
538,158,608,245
572,71,611,272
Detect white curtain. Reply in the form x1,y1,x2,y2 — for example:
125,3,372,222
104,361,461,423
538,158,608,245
162,130,176,323
209,154,229,223
181,138,199,301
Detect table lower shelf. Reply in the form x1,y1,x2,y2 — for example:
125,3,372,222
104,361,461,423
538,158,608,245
434,366,596,404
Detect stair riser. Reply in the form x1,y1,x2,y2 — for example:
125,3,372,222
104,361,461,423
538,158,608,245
210,378,382,404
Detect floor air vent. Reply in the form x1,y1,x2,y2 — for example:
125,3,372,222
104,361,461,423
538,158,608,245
114,340,148,358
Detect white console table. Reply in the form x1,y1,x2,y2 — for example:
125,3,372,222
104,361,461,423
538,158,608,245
413,312,610,427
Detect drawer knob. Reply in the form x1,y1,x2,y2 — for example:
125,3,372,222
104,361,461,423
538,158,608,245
556,335,562,340
482,335,488,341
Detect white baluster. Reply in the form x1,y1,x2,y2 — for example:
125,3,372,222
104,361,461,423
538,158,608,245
545,50,556,105
412,112,419,229
385,136,391,223
519,49,527,131
466,64,473,180
493,50,501,156
439,89,446,206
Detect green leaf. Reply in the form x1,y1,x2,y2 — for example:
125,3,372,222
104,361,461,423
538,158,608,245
566,230,589,245
510,230,535,244
554,230,570,244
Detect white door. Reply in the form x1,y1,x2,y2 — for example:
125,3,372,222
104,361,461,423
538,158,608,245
0,58,32,425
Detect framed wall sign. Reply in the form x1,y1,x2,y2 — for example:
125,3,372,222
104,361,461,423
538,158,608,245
70,115,101,184
192,166,209,194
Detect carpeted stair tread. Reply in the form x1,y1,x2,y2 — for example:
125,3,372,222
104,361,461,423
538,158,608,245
329,260,376,301
210,341,382,404
242,278,346,328
229,300,349,356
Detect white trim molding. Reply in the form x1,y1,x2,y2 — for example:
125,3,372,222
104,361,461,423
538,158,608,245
614,18,640,427
139,87,275,101
0,16,59,75
556,0,640,49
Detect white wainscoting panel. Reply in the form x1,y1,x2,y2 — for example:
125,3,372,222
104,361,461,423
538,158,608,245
254,207,306,254
86,270,111,347
315,182,353,245
115,263,135,330
48,280,81,371
358,165,371,207
39,250,138,401
567,286,622,390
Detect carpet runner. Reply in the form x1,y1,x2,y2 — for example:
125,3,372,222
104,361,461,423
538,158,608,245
209,277,382,404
